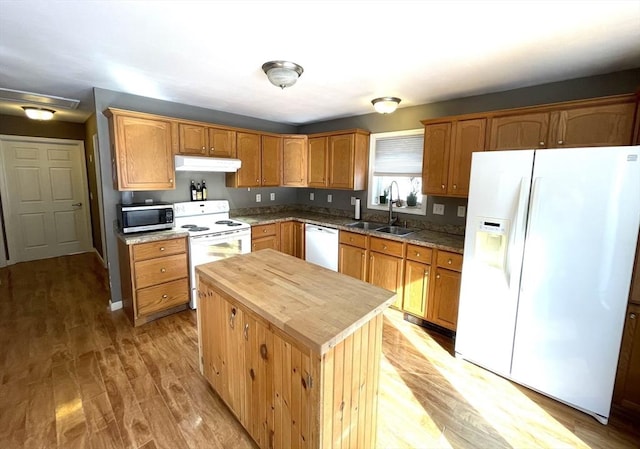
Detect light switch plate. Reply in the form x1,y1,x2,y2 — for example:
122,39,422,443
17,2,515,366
327,194,332,203
310,192,314,201
433,203,445,215
256,193,261,203
457,206,466,217
270,193,275,201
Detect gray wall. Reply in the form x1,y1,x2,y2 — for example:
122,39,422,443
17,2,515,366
93,87,297,305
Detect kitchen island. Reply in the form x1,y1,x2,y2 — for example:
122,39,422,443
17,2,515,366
196,249,396,449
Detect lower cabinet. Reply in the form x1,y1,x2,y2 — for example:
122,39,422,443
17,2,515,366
251,223,280,252
280,220,304,258
368,237,405,309
613,303,640,417
338,231,368,282
117,236,189,326
428,251,463,331
198,277,384,449
403,245,433,318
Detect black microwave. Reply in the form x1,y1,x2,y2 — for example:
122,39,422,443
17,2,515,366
117,202,174,233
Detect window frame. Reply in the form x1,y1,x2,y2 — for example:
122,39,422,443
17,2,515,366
367,128,427,216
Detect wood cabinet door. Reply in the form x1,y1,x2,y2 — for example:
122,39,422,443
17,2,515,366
235,132,261,187
339,244,368,282
422,123,451,195
252,235,279,252
369,251,404,309
114,115,175,190
613,304,640,414
328,134,355,189
308,137,328,187
261,135,282,186
282,136,308,186
488,112,550,150
403,260,430,318
448,118,486,197
200,284,222,390
280,221,304,258
430,268,461,330
178,123,208,155
550,102,636,148
208,127,237,158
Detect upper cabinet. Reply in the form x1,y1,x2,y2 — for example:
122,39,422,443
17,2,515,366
488,96,636,151
177,123,237,157
282,135,308,187
308,129,370,190
422,118,486,197
226,133,281,188
105,109,175,191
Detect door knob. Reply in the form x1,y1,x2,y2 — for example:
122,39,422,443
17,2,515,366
72,202,82,207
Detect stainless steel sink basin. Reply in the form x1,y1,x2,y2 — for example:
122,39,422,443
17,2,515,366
374,226,415,236
346,221,386,230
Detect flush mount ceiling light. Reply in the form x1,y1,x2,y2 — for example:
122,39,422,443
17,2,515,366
262,61,304,89
22,107,55,120
371,97,401,114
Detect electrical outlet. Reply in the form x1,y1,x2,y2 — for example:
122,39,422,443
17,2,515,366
256,193,261,203
310,192,314,201
270,193,275,201
351,196,356,205
327,194,332,203
457,206,466,217
433,203,445,215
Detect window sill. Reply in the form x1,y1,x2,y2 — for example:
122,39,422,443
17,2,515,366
367,203,426,216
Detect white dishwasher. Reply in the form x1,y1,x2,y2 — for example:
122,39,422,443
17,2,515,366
305,224,339,271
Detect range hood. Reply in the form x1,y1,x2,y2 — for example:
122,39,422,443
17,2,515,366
174,155,242,172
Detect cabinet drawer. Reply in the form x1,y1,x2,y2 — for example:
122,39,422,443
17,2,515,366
136,278,189,316
339,231,367,249
133,238,186,261
406,244,433,264
436,251,463,272
252,223,278,238
135,253,188,289
369,237,404,258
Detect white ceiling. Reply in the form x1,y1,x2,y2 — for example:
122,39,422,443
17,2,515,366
0,1,639,125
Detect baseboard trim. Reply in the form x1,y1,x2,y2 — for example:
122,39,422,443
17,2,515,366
109,299,123,311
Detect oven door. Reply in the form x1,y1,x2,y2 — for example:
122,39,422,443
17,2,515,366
187,231,251,309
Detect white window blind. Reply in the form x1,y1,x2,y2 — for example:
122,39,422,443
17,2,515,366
373,135,423,176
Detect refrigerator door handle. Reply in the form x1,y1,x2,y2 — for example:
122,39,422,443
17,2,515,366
521,177,542,292
507,177,529,288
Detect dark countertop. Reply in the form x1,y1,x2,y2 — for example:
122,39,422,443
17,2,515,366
233,211,465,254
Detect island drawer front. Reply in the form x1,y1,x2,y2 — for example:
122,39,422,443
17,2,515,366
136,278,189,316
369,237,404,258
252,223,278,237
406,244,433,264
135,253,188,289
132,238,186,261
436,251,463,271
339,231,367,248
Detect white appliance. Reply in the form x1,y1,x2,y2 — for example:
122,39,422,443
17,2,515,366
455,146,640,424
174,155,242,172
174,200,251,309
305,224,339,271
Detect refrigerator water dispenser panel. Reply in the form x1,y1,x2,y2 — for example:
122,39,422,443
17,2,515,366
475,218,508,270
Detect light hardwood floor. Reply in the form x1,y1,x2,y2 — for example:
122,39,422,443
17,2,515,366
0,253,638,448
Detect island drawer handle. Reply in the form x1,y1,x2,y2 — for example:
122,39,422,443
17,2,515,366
229,308,236,329
160,268,166,273
159,247,165,251
162,294,168,299
260,344,268,360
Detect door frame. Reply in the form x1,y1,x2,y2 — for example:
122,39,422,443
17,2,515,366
0,134,92,265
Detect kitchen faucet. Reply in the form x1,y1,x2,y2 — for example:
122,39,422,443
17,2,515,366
388,181,399,226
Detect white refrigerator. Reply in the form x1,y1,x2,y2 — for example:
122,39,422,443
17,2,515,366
455,146,640,424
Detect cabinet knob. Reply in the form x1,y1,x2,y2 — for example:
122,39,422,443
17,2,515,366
162,294,168,299
256,179,260,182
557,140,564,145
416,252,420,257
160,268,166,273
539,141,545,146
453,184,457,189
436,274,441,279
263,179,266,182
169,179,173,183
424,270,429,277
441,184,445,189
631,313,637,320
210,147,214,151
202,146,205,150
447,259,452,265
263,229,267,233
159,247,165,251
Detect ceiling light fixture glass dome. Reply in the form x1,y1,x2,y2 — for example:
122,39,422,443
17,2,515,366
371,97,401,114
22,106,55,120
262,61,304,89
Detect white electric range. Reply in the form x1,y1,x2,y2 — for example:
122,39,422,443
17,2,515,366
174,200,251,309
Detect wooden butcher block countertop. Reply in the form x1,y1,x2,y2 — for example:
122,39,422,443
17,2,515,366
196,249,396,354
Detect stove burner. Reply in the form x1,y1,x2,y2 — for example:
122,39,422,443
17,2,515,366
215,220,233,225
181,224,197,228
227,222,242,227
188,226,210,232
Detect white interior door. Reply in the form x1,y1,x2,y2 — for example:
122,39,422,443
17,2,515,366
0,136,92,263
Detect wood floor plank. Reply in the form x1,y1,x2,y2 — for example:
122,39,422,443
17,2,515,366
138,395,190,449
24,378,56,449
51,360,88,447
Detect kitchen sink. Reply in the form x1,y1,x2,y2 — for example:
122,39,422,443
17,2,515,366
346,221,387,230
374,226,415,236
